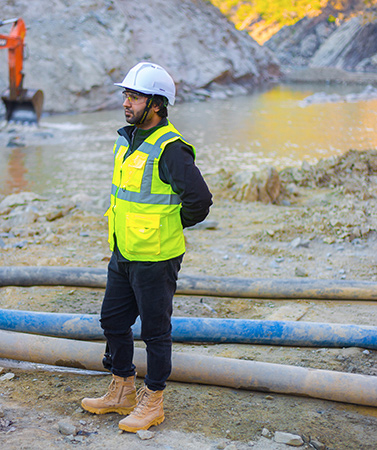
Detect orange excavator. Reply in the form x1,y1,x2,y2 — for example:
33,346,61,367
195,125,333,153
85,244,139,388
0,17,43,124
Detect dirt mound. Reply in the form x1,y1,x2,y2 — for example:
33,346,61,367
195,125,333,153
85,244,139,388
281,149,377,198
208,149,377,203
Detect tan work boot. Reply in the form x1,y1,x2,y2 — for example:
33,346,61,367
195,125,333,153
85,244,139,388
118,385,164,432
81,374,136,415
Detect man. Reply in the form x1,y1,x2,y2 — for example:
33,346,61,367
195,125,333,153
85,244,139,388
81,62,212,433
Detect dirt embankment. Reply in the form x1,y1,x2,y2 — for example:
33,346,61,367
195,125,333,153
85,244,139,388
0,150,377,449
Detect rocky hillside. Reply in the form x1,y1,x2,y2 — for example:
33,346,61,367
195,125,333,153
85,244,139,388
265,9,377,73
211,0,377,75
0,0,280,115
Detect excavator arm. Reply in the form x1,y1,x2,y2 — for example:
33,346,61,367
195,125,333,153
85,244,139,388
0,17,43,124
0,17,26,98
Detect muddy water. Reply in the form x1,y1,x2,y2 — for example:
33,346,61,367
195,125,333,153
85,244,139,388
1,82,377,197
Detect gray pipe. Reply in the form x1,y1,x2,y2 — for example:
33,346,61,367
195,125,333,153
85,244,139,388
1,266,377,300
0,329,376,407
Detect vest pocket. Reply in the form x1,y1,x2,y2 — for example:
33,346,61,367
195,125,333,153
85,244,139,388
125,213,161,255
120,151,148,192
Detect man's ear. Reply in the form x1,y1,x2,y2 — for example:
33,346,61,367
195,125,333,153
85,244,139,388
151,102,161,113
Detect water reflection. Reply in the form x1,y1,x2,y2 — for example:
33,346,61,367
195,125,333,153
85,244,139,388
170,84,377,173
4,147,29,195
0,83,376,198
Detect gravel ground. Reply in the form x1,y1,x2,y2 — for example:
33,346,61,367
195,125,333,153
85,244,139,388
0,148,377,449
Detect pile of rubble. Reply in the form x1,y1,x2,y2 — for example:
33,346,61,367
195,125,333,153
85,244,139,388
280,149,377,199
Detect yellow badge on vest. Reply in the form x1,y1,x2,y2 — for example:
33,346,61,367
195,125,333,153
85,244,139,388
120,150,148,192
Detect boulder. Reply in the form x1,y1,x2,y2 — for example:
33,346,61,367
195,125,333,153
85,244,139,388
274,431,304,446
227,165,281,204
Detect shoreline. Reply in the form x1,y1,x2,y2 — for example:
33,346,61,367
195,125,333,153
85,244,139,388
281,66,377,85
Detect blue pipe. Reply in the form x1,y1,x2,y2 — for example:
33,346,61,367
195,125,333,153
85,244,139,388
0,309,102,340
0,309,376,349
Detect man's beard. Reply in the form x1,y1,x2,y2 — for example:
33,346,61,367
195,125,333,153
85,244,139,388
124,108,140,125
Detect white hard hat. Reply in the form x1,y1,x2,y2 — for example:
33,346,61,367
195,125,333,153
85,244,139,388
115,62,176,105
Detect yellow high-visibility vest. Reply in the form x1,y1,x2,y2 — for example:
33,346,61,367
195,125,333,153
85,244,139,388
105,121,195,261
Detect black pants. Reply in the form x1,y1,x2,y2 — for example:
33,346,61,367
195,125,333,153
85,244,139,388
100,252,183,391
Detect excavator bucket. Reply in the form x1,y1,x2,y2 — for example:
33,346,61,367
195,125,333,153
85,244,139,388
1,18,44,124
1,88,44,124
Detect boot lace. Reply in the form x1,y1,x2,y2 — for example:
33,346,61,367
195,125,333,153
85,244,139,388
101,378,117,400
130,386,150,417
